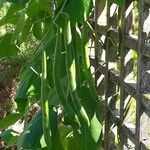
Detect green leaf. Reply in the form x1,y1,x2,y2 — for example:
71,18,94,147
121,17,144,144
6,2,24,15
79,86,97,119
0,34,19,59
11,10,26,43
32,21,44,40
6,136,19,149
0,113,22,130
18,108,58,149
73,130,97,150
0,14,20,26
21,17,32,42
15,50,41,113
0,3,25,26
18,111,43,149
90,114,102,142
26,0,50,18
48,88,59,106
32,11,52,40
15,98,28,114
79,86,102,143
63,115,80,129
66,136,80,150
40,135,47,148
58,125,73,150
110,0,125,6
63,0,93,25
0,129,19,144
15,34,58,113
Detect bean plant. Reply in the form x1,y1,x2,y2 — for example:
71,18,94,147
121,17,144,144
0,0,103,149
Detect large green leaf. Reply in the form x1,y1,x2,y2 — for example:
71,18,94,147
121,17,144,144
15,73,41,114
15,32,57,113
78,87,102,143
79,86,97,119
0,113,22,130
15,70,40,112
0,34,19,59
6,136,19,149
63,0,93,25
58,125,73,150
66,136,79,150
90,114,102,142
110,0,125,6
26,0,50,18
0,14,20,26
20,17,32,42
15,35,57,113
48,88,59,106
18,111,43,149
32,10,52,40
15,50,41,113
11,10,26,43
32,21,44,40
18,108,58,149
0,129,19,144
0,3,25,26
73,130,97,150
5,2,24,15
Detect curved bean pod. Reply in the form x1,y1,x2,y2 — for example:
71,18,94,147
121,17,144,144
64,18,90,129
53,28,79,128
41,47,52,149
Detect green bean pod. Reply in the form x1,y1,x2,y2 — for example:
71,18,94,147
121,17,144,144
64,18,90,129
41,48,52,148
53,28,79,127
81,22,98,101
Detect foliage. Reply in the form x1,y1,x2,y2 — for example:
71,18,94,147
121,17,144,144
0,0,135,149
0,0,103,149
110,0,125,6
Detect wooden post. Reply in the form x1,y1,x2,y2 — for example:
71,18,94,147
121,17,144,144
136,1,150,149
119,0,134,149
104,1,118,149
104,1,111,149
